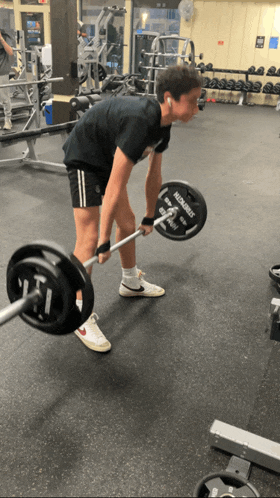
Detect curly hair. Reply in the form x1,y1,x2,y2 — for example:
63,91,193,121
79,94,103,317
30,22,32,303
156,65,203,103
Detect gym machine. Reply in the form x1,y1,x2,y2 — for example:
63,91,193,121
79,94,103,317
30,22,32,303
0,30,54,128
134,34,205,109
0,30,35,123
138,34,203,96
78,6,127,93
193,419,280,496
0,119,77,170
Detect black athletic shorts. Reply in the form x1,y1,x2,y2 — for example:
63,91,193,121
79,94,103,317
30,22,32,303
67,168,109,208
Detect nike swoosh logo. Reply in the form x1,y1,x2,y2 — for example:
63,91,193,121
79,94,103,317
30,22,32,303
122,284,145,292
78,328,86,336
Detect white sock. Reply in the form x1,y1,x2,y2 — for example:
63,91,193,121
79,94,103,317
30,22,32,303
122,266,141,289
76,299,83,311
122,266,138,279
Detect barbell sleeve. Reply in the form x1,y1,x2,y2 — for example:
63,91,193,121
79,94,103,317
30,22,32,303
83,207,179,268
0,288,42,326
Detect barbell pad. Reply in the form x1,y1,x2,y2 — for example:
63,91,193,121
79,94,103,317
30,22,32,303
141,217,154,226
95,241,111,256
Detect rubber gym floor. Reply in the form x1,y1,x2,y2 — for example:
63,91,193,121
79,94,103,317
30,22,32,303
0,102,280,497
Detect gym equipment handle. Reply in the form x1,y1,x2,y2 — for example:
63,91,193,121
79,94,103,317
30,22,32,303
83,207,179,268
0,288,42,326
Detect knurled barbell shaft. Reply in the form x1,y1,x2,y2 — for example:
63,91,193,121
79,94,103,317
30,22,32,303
0,77,64,89
0,207,178,326
0,288,42,326
83,207,178,268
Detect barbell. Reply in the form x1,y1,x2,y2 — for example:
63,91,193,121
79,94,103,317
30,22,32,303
0,76,64,89
0,181,207,336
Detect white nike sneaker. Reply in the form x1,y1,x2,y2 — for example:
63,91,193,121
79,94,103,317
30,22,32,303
75,313,111,352
119,270,165,298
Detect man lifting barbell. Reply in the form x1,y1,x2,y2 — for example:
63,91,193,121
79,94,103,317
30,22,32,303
62,65,203,353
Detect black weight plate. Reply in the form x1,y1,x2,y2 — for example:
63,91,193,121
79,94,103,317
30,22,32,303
193,471,260,497
7,241,94,334
91,63,107,82
7,257,76,335
154,181,207,241
69,254,94,326
31,242,94,327
8,240,87,293
269,265,280,283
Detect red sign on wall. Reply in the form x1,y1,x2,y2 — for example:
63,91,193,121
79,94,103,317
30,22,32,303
218,41,224,45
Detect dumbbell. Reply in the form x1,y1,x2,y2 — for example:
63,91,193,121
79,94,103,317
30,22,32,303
273,82,280,94
267,66,276,75
203,76,211,88
197,62,205,73
205,63,213,71
217,78,227,90
263,82,274,94
248,66,256,74
226,79,236,90
244,81,253,92
189,53,203,62
256,66,265,75
235,80,245,91
209,77,219,89
252,81,262,93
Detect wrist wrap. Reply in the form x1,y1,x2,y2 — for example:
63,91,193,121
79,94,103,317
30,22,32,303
95,241,111,256
141,217,154,226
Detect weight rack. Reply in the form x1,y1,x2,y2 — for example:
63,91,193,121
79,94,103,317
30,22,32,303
136,34,200,97
203,65,280,107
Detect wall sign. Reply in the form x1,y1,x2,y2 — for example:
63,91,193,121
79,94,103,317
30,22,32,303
256,36,265,48
269,37,279,49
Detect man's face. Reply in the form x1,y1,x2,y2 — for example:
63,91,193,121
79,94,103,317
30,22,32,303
172,87,202,123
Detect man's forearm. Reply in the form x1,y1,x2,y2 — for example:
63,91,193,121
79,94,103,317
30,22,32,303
0,36,13,57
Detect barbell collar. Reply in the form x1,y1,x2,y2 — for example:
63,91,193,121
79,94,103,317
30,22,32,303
0,288,42,326
83,207,179,268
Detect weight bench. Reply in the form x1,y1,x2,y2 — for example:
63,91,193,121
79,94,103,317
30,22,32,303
0,120,78,170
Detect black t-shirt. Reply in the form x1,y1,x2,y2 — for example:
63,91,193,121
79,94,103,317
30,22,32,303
63,96,171,178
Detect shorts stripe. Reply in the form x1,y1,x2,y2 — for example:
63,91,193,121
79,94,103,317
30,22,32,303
67,167,106,208
78,170,86,207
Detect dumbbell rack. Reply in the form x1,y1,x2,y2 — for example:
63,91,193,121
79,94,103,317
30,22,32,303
204,68,256,105
262,72,280,110
204,67,280,107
